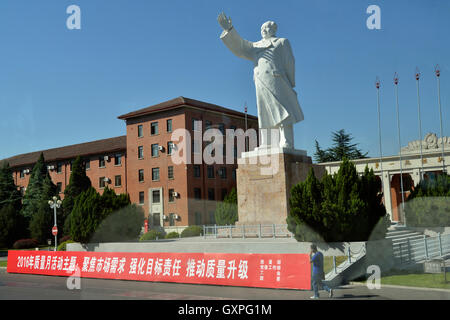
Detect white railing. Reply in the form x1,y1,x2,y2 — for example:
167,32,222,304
202,224,293,239
393,233,450,265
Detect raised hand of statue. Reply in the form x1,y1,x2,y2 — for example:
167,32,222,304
217,12,232,31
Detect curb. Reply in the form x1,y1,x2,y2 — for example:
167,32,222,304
349,281,450,293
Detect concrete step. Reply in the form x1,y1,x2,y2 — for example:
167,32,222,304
391,235,424,244
386,230,419,237
387,232,423,240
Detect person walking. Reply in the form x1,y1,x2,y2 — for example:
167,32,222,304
310,243,333,299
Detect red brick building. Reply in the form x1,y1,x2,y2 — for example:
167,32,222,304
2,97,258,230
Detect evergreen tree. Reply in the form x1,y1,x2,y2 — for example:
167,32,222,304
287,159,389,242
0,162,22,210
20,153,48,219
69,186,139,244
314,129,368,163
62,156,91,236
0,162,26,247
29,174,58,244
214,188,238,225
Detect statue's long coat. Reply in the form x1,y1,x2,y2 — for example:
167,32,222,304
220,28,304,129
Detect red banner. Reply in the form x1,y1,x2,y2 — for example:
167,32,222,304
7,250,311,290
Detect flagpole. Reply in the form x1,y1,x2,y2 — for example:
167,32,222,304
244,102,248,151
435,65,446,174
394,72,405,223
415,68,424,180
375,77,385,190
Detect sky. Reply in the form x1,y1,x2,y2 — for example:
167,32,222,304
0,0,449,162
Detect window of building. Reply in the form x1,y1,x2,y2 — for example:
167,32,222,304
115,175,122,187
218,123,225,135
194,165,201,178
114,154,122,166
194,188,201,200
167,141,174,155
232,168,236,180
205,120,212,130
57,163,63,173
169,213,176,226
192,119,201,131
84,160,90,170
151,144,159,157
152,167,160,181
56,182,62,194
168,166,174,180
99,177,106,189
208,188,215,201
168,188,175,202
138,124,143,138
99,156,106,168
138,146,144,159
19,170,24,179
69,160,74,172
167,119,172,133
151,122,158,135
138,169,144,182
139,191,145,205
195,212,202,225
192,139,201,154
218,167,227,179
152,190,160,203
207,166,215,179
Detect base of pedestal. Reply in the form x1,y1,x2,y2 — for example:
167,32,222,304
236,149,325,226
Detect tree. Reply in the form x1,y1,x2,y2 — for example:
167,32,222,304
287,159,389,242
0,162,22,211
29,174,58,244
214,188,238,225
314,129,368,163
20,153,48,219
0,162,26,247
62,156,91,235
70,186,142,244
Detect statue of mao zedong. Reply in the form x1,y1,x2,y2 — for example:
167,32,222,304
217,12,304,149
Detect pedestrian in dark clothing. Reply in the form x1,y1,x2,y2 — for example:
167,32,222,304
310,243,333,299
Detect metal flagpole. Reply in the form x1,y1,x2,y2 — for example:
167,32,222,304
244,102,248,151
375,77,385,191
394,72,406,223
415,68,424,179
435,65,446,174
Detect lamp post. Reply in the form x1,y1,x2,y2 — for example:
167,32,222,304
48,196,62,251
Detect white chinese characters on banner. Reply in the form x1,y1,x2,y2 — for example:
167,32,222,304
259,259,282,282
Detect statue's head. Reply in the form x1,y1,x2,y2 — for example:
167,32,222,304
261,21,277,39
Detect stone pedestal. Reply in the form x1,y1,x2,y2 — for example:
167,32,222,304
236,147,325,225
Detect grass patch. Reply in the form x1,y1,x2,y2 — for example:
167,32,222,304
0,261,7,268
380,271,450,290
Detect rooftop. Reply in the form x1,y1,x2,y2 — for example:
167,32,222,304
1,136,127,168
118,96,258,121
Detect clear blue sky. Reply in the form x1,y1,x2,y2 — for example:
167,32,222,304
0,0,449,161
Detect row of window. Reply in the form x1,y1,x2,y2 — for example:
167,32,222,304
138,166,174,183
138,187,228,204
19,154,124,179
137,142,175,159
192,119,237,134
138,119,172,138
194,165,236,180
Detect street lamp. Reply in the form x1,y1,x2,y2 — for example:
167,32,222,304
48,196,62,251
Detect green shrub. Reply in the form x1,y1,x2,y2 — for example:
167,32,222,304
165,232,180,239
140,229,165,241
181,225,203,238
57,240,75,251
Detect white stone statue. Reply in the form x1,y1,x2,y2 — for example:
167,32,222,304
217,12,304,149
